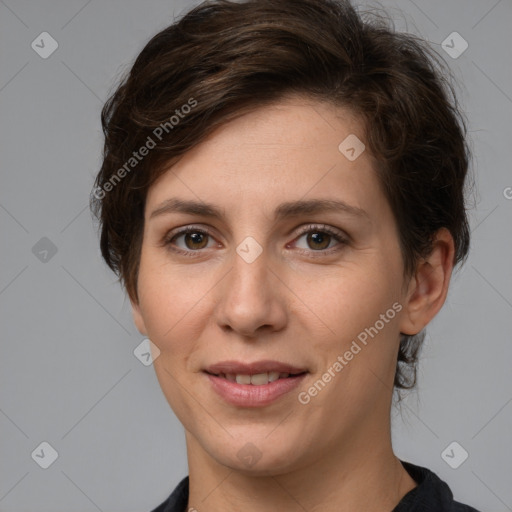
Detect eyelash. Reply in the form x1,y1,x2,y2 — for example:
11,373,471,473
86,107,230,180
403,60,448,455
162,224,348,258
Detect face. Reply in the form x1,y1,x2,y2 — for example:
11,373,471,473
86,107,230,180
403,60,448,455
132,96,419,475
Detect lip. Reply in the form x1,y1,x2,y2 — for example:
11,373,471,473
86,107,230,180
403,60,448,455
204,359,307,375
205,372,307,407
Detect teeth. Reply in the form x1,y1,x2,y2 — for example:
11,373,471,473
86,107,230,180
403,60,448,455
223,372,290,385
235,374,251,385
268,371,280,382
250,373,270,385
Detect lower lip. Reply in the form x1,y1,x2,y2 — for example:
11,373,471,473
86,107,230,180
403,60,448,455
205,372,307,407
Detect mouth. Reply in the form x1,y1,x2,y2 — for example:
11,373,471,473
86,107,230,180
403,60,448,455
203,364,309,407
202,360,309,406
203,370,308,385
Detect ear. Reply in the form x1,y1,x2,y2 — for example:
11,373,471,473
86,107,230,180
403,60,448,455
399,228,456,336
130,297,148,336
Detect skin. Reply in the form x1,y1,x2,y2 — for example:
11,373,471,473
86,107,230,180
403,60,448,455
131,94,455,512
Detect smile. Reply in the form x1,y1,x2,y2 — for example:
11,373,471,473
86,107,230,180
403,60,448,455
204,371,308,407
206,371,306,385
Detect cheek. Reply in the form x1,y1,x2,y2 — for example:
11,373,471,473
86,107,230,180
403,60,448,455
301,260,403,385
136,252,209,346
302,262,401,334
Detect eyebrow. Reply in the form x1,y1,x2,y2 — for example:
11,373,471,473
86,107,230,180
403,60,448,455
149,197,369,222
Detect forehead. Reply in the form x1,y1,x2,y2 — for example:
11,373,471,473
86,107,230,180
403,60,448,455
177,96,366,166
145,96,386,221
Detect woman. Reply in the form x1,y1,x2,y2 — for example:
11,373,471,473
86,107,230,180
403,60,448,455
91,0,481,510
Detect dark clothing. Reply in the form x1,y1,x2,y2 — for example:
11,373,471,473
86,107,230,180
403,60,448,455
150,459,482,512
392,461,481,512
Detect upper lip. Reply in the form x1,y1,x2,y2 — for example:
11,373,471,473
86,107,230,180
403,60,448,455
204,360,308,375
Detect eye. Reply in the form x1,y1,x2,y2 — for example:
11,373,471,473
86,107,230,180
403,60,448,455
162,223,348,258
291,224,348,255
164,226,218,256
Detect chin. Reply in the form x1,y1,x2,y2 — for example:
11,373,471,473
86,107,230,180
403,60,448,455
206,435,304,475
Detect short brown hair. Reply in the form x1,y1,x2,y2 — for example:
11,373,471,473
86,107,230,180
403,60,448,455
91,0,472,392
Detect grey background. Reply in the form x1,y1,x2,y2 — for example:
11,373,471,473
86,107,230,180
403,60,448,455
0,0,511,511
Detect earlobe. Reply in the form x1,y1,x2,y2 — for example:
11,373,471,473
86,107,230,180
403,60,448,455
399,228,456,336
131,298,148,336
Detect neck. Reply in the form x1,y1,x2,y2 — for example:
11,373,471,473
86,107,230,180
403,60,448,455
185,421,417,512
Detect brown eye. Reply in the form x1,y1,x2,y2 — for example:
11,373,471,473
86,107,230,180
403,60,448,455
293,225,347,254
165,227,217,255
305,231,332,250
182,231,209,250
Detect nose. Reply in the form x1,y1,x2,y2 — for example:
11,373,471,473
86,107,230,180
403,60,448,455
214,246,288,338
